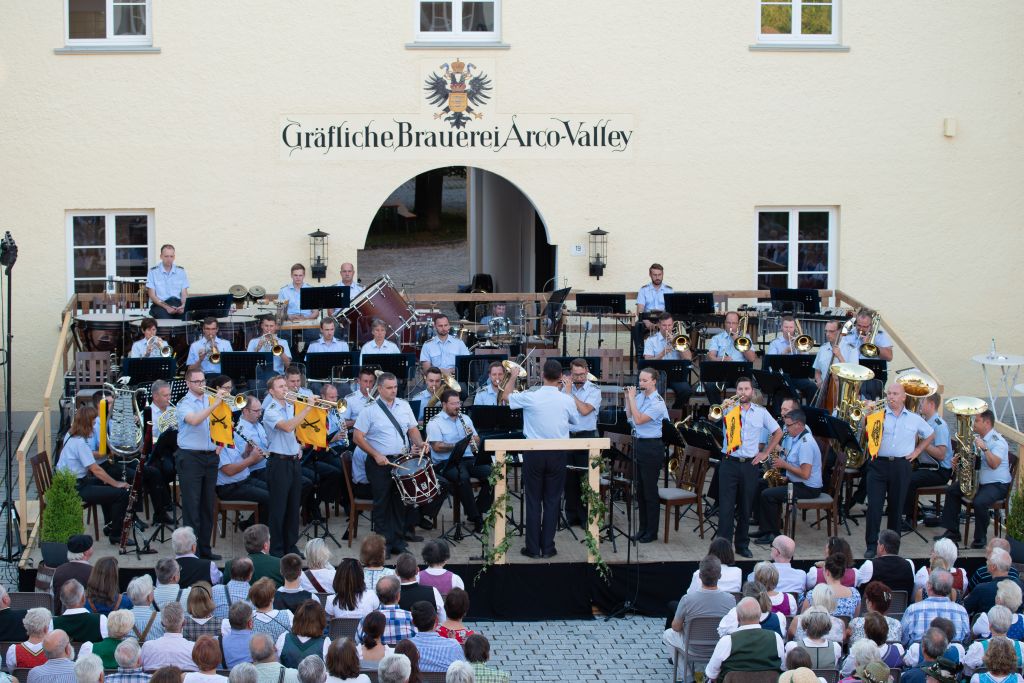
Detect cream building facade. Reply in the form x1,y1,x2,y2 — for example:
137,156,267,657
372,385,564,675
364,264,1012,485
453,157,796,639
1,1,1022,409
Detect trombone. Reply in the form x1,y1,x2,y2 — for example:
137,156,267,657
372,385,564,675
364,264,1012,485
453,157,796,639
860,314,882,358
670,321,689,353
284,391,348,413
793,319,814,354
202,386,247,409
708,396,740,421
735,313,752,353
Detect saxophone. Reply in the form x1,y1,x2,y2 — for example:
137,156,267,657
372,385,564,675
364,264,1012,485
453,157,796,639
762,446,787,487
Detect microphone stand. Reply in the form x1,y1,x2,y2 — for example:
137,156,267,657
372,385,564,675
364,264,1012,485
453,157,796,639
0,233,22,570
605,400,641,621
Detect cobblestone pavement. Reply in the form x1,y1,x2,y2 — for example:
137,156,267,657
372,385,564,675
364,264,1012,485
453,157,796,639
466,616,673,682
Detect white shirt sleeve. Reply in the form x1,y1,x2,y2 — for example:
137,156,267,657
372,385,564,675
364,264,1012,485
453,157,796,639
705,635,734,681
275,632,286,658
717,608,739,637
5,644,15,672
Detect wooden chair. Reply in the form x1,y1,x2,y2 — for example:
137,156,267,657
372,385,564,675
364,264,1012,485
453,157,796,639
964,453,1018,542
74,351,111,391
328,617,361,639
658,445,711,542
341,451,374,547
32,450,100,539
722,671,781,683
910,481,947,528
787,440,845,540
421,673,447,683
7,593,53,611
212,499,258,547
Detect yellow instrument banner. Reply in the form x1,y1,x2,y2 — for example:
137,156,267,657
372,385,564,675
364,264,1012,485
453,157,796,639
725,405,742,453
865,410,884,457
209,398,235,447
98,398,108,456
296,406,328,450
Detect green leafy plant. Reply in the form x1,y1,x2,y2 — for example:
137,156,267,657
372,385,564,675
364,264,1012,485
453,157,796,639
40,469,85,543
1006,469,1024,542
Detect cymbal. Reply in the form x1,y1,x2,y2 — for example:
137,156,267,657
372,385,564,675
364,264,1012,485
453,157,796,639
455,319,475,325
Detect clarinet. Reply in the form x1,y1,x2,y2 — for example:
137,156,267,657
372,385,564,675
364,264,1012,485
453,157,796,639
233,426,270,460
456,412,479,455
119,456,145,552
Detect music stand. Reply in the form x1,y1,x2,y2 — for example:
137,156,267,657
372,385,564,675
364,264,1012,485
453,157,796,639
468,405,523,434
300,286,350,314
305,352,355,381
762,354,815,379
220,352,273,386
769,288,821,315
638,359,691,385
575,293,626,314
184,294,233,317
455,354,507,400
753,369,797,414
699,361,753,387
544,356,604,379
121,358,175,384
435,435,477,545
860,358,889,383
661,418,684,448
665,292,714,318
362,353,418,382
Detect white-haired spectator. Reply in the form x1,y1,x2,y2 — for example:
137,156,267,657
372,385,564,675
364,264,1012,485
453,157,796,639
843,640,884,681
298,540,336,594
126,575,163,643
784,606,842,669
377,654,411,683
140,602,196,671
229,663,259,683
297,655,328,683
28,630,75,683
53,579,107,642
913,538,968,601
78,609,135,668
964,605,1023,674
973,578,1024,639
5,607,51,671
788,584,845,643
74,653,104,683
444,660,474,683
173,526,224,586
968,539,1021,592
754,561,798,617
965,549,1024,617
105,639,147,683
153,558,191,610
718,581,786,638
0,585,29,641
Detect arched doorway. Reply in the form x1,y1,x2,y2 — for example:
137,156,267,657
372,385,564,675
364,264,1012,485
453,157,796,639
356,166,555,296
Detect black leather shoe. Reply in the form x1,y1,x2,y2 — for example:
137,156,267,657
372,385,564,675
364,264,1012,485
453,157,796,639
753,534,776,546
542,548,558,558
735,547,753,558
638,535,656,544
934,530,961,542
520,547,541,559
200,552,222,561
403,532,424,542
971,539,986,549
388,544,409,556
863,548,876,560
469,518,485,534
418,518,435,531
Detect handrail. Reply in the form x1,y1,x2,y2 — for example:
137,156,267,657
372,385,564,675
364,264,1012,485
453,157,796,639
42,311,74,450
15,411,44,541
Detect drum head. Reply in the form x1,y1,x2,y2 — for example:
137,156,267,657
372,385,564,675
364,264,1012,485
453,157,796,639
229,284,248,299
248,285,267,299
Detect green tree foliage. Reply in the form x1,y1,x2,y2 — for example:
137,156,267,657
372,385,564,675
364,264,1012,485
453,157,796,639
40,469,85,543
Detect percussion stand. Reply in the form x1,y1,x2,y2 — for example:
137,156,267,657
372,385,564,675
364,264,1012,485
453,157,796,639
299,451,341,547
437,446,480,546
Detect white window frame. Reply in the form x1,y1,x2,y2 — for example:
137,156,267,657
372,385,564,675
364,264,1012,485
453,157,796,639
64,0,152,47
757,0,839,45
65,210,156,298
754,206,837,290
414,0,501,44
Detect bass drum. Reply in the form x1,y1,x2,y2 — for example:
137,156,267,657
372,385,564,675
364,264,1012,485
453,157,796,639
344,276,419,349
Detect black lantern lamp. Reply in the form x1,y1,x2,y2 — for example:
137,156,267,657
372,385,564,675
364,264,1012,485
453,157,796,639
588,227,608,279
309,229,329,281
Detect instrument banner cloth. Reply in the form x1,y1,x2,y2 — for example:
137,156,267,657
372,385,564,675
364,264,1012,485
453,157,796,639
296,406,328,450
865,410,884,458
725,405,742,453
98,398,108,456
209,398,235,447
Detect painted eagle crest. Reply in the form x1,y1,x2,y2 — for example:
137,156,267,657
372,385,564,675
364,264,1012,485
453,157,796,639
424,58,492,129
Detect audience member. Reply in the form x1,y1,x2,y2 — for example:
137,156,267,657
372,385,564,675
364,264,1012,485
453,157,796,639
463,633,510,683
789,585,845,643
326,559,380,620
785,606,842,669
391,641,420,683
964,606,1023,674
857,530,916,595
51,535,95,611
184,635,228,683
970,638,1022,683
807,537,857,591
913,539,967,601
972,579,1024,639
154,559,191,610
0,586,29,641
664,554,737,660
214,557,255,621
688,538,742,594
810,553,861,618
5,607,50,671
922,659,962,683
719,581,786,637
276,600,329,665
904,619,964,671
902,628,952,683
840,611,905,675
840,652,890,683
299,540,337,594
173,527,224,587
356,577,413,647
74,653,104,683
706,598,785,682
395,554,445,621
418,540,464,598
229,664,258,683
325,639,371,683
221,602,256,669
225,525,284,587
849,581,902,646
444,661,474,683
81,608,134,669
126,575,163,642
755,561,798,617
377,654,411,683
183,584,222,641
359,535,395,590
408,601,464,672
968,539,1020,593
965,549,1024,617
54,580,106,643
26,630,75,683
250,632,299,683
248,578,294,642
150,668,186,683
900,570,970,646
435,589,473,645
275,555,314,612
297,655,328,683
105,639,148,683
141,602,196,671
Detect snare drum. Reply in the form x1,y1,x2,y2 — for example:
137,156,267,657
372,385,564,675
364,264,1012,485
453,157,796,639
75,312,142,355
216,315,257,352
391,452,441,506
344,276,419,347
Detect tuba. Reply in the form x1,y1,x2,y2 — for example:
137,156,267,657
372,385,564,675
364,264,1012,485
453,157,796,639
945,395,988,498
104,379,144,457
897,369,938,413
831,362,875,468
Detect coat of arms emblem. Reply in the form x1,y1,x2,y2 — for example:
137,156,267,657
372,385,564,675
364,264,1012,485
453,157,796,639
424,58,492,129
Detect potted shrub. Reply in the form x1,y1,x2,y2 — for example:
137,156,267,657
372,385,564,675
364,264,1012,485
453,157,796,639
39,469,85,566
1006,472,1024,563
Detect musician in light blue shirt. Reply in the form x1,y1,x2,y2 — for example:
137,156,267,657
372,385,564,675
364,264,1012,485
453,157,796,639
764,315,816,403
215,437,269,523
246,316,292,374
419,315,469,374
938,408,1010,548
186,317,233,374
327,262,365,317
562,358,603,527
129,318,169,358
410,367,443,422
236,395,269,480
262,374,313,556
344,369,378,428
754,409,822,545
705,311,758,405
426,390,491,531
812,320,847,392
903,392,953,525
634,263,673,358
839,309,894,362
277,263,319,320
643,313,694,409
176,369,225,559
472,362,504,406
146,244,189,319
360,319,401,364
306,318,350,354
625,368,670,543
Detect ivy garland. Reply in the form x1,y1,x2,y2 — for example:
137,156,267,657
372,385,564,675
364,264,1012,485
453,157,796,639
580,450,611,581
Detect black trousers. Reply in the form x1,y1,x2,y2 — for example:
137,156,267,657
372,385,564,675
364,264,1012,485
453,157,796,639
758,481,821,536
903,467,951,517
716,455,761,551
175,448,219,555
77,476,129,537
865,456,912,547
635,439,665,539
150,297,182,320
439,459,492,522
216,477,270,523
668,382,693,410
941,481,1009,543
565,430,599,525
267,455,303,556
790,378,818,405
366,456,406,552
522,450,567,555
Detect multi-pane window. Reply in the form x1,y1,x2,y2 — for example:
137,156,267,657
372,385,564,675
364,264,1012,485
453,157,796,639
66,0,151,45
759,0,838,44
756,208,836,290
416,0,500,42
67,212,153,295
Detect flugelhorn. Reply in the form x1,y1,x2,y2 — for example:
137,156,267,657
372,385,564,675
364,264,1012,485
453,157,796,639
671,321,689,353
708,396,740,421
206,341,221,364
257,333,284,356
147,336,173,357
202,386,247,409
284,391,348,413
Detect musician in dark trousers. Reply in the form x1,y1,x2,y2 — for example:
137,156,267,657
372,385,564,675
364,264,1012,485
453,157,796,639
863,382,933,559
353,372,427,556
146,244,188,320
501,359,578,559
716,377,782,558
426,389,491,532
753,409,822,545
262,374,312,557
564,358,602,528
624,368,669,543
176,368,225,560
902,393,952,528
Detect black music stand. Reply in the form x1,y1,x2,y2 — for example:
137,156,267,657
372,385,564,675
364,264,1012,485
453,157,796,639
121,358,176,384
184,294,233,317
638,359,691,386
305,352,356,381
436,436,477,546
762,354,815,379
220,352,273,388
300,286,350,314
699,361,753,392
455,354,507,400
804,406,862,533
860,358,889,383
544,356,604,379
362,353,418,382
665,292,715,318
575,293,627,351
541,287,571,354
752,369,797,415
472,405,525,535
769,288,821,315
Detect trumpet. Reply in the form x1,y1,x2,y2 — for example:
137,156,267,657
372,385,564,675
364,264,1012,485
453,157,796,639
284,391,348,413
793,319,814,353
202,386,247,409
666,321,689,353
256,333,284,356
708,397,740,421
206,341,221,365
146,336,173,358
735,312,752,353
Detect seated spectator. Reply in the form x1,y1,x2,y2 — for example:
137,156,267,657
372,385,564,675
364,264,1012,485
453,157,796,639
840,642,885,683
964,606,1024,674
26,630,75,683
463,633,510,683
183,584,222,641
719,581,786,637
105,639,147,683
377,654,411,683
706,598,785,682
840,612,904,675
173,526,223,587
359,535,395,591
755,561,798,617
81,608,135,668
752,536,808,594
151,667,186,683
74,653,104,683
806,537,857,591
418,540,464,598
275,555,314,613
395,554,445,622
785,607,842,669
789,585,845,643
154,558,191,610
664,555,737,663
857,530,916,595
968,540,1020,593
903,621,963,674
921,659,961,683
325,639,371,683
782,667,824,683
126,575,163,642
221,602,256,669
5,607,50,671
53,580,106,644
688,538,742,595
900,570,970,646
276,599,329,665
973,580,1024,639
356,577,413,647
965,549,1024,618
914,539,967,602
807,553,860,619
391,641,421,683
849,581,902,647
297,655,329,683
409,601,464,673
300,540,337,595
214,557,254,621
141,602,197,671
435,589,473,645
249,577,294,642
0,585,28,642
840,658,892,683
444,660,473,683
250,632,299,683
970,638,1023,683
327,559,380,621
229,663,258,683
184,635,228,683
785,647,813,671
224,525,284,587
355,612,392,669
